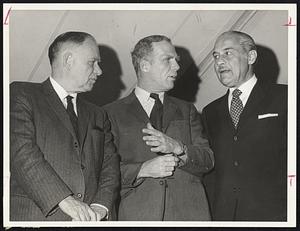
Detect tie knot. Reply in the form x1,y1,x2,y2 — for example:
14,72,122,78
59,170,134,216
232,89,242,98
66,95,73,103
150,93,160,101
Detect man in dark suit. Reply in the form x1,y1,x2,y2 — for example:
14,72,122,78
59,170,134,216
10,31,120,221
104,35,214,221
202,31,287,221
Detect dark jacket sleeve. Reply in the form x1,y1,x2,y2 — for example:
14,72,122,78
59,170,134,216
200,106,216,205
179,104,214,176
91,109,120,220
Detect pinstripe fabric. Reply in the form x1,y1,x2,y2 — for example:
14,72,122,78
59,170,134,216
10,79,120,221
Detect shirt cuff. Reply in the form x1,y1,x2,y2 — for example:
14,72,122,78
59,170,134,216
90,203,109,220
175,143,188,167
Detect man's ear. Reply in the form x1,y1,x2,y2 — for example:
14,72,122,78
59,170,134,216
248,50,257,65
63,52,73,69
140,59,151,72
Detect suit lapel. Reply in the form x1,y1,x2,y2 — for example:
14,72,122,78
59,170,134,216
125,91,150,124
77,96,90,153
162,95,183,133
218,91,236,134
238,82,265,130
42,78,78,141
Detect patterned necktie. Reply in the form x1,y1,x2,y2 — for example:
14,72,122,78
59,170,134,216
66,95,79,138
149,93,163,131
230,89,243,128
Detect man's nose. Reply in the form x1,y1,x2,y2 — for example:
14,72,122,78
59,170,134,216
215,56,226,66
94,63,102,76
172,60,180,71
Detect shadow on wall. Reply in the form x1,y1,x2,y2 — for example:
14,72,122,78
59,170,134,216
80,45,125,107
168,46,201,103
254,44,280,84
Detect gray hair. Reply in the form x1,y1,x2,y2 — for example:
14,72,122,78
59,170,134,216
48,31,95,65
217,30,257,52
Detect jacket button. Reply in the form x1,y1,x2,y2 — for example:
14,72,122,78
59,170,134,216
234,161,239,166
233,136,238,141
77,193,82,198
159,180,164,185
81,164,85,170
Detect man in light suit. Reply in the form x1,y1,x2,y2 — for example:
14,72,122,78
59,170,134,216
202,31,287,221
10,31,120,221
104,35,214,220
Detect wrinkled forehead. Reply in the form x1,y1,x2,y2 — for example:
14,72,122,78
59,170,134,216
213,34,242,51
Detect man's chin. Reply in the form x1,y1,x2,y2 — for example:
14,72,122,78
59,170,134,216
166,84,174,91
81,86,93,93
219,76,234,88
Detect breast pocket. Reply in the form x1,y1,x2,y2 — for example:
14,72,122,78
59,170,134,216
257,114,281,130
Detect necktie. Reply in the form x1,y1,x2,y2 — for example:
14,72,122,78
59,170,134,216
66,95,79,138
230,89,243,128
149,93,163,131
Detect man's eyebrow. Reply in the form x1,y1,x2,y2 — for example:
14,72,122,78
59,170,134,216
162,54,180,60
219,47,236,52
212,47,235,54
90,57,101,62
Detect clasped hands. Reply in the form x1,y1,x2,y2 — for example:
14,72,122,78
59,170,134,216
59,195,107,221
137,123,184,179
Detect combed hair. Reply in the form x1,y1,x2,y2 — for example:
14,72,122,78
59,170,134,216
131,35,171,75
48,31,94,65
219,31,257,52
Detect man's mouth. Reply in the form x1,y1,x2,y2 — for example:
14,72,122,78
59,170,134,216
219,69,231,74
168,74,177,80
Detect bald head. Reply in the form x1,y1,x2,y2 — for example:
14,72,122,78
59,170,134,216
215,31,257,53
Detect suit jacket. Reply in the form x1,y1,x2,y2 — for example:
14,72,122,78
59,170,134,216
10,78,120,221
104,92,214,221
202,81,287,221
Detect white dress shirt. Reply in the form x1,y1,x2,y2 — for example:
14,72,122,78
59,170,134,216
49,77,78,115
228,75,257,111
134,86,164,117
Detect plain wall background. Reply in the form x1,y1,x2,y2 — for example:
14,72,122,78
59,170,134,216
9,9,288,111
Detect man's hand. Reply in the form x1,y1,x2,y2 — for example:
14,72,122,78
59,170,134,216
90,204,108,221
142,123,184,155
58,195,98,221
137,154,179,178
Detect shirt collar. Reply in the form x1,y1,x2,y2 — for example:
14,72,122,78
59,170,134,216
229,74,257,98
50,76,77,101
135,86,165,104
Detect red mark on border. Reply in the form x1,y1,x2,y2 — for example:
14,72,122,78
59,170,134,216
3,6,12,25
288,175,296,187
283,17,296,26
